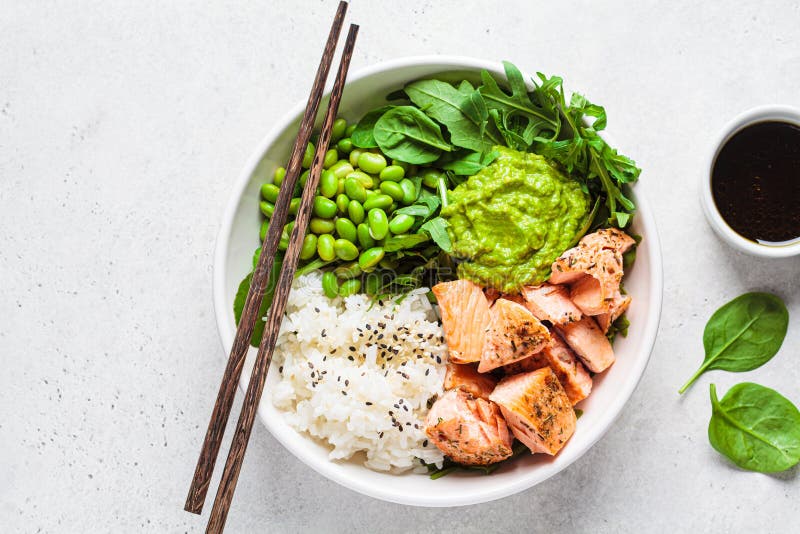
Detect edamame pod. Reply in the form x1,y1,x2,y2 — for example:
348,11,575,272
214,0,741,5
334,261,362,279
367,209,389,240
316,234,336,261
420,168,444,188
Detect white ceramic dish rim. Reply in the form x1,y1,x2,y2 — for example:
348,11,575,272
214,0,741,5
212,55,664,507
700,104,800,258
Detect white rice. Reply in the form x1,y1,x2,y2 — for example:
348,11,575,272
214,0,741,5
271,272,447,472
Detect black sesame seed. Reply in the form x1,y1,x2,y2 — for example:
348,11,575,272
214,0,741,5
365,401,373,406
423,439,428,447
348,355,354,361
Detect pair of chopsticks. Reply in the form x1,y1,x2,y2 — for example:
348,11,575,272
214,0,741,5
184,2,358,531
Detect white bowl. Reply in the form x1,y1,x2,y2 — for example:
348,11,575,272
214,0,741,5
213,56,663,507
701,105,800,257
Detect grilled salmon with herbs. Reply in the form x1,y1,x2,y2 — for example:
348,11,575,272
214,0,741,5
478,298,551,373
521,283,583,326
489,367,577,455
444,362,497,401
432,280,491,364
425,389,514,466
557,316,615,373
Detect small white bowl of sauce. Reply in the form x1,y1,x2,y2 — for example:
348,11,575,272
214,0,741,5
702,105,800,257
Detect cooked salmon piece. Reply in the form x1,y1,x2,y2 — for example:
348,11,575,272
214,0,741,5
503,333,592,404
444,362,497,401
596,291,632,333
484,287,502,305
425,389,514,465
557,316,615,373
432,280,491,364
550,228,635,317
521,283,583,326
489,367,577,455
478,298,551,373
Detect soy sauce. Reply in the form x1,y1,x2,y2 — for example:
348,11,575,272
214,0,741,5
711,120,800,245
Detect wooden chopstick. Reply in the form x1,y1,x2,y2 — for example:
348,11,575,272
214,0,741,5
184,0,349,516
205,23,360,534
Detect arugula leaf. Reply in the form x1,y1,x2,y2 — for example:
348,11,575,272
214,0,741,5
420,217,452,253
438,149,498,176
679,293,789,394
351,106,393,149
405,79,501,153
383,233,430,252
709,383,800,473
373,106,452,164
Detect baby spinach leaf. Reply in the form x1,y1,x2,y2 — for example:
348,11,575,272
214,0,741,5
373,106,452,164
393,195,441,219
420,217,452,253
709,383,800,473
351,105,393,148
233,251,284,347
405,79,501,153
438,149,498,176
679,293,789,393
383,233,430,252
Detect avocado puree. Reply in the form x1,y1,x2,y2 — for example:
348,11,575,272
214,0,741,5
441,146,589,292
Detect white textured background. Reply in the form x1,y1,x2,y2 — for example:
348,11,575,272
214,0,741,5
2,1,800,532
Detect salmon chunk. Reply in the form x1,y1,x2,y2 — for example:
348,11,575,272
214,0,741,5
550,228,635,317
596,291,632,333
444,363,497,401
557,316,615,373
425,389,514,465
521,283,583,326
478,298,551,373
432,280,491,364
503,333,592,405
489,367,577,455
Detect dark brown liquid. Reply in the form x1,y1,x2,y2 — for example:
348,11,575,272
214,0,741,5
712,120,800,245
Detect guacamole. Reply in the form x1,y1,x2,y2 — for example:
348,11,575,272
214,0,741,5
441,146,590,292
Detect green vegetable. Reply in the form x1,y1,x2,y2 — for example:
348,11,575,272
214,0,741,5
259,201,275,218
357,152,387,174
380,181,405,201
333,261,362,279
335,193,349,214
420,217,452,253
373,106,452,164
316,233,336,261
438,149,499,176
329,160,354,180
388,214,415,234
709,383,800,473
344,177,367,203
319,170,338,198
399,178,417,204
260,183,280,203
309,217,335,235
367,208,389,240
347,199,365,224
345,123,356,137
383,233,429,252
347,170,374,189
427,440,529,479
334,239,359,261
379,165,405,182
273,166,286,186
251,247,261,269
339,278,362,297
299,234,318,260
336,137,353,153
356,223,375,249
358,246,385,270
351,106,393,148
363,194,393,211
405,79,502,153
322,271,339,298
323,148,338,169
302,142,315,168
313,196,338,219
330,118,348,142
335,218,358,243
232,252,284,347
679,293,789,394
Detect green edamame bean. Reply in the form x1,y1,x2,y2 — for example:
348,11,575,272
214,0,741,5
363,194,393,211
358,246,385,270
339,278,361,297
252,247,261,269
420,168,444,188
278,223,291,251
379,165,405,182
337,177,346,195
346,170,374,189
334,239,359,261
323,148,338,169
319,170,338,198
334,261,362,279
345,124,357,137
365,189,377,201
358,152,387,174
274,166,287,186
260,220,268,241
389,201,398,213
335,218,358,243
310,218,335,235
380,181,405,201
300,169,310,187
329,160,354,180
367,208,389,240
289,197,301,215
389,214,415,234
300,234,318,260
331,118,348,142
322,271,339,298
337,138,353,154
349,148,364,168
260,201,275,218
335,194,349,215
302,142,315,168
313,196,338,219
317,234,336,261
261,183,280,203
357,223,375,249
347,199,365,224
399,178,417,204
344,177,367,203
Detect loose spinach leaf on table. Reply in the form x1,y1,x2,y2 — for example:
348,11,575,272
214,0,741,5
405,79,501,153
373,106,453,164
233,252,284,348
351,106,393,149
679,293,789,393
708,383,800,473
